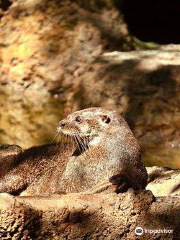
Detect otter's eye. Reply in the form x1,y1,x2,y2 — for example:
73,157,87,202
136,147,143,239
100,115,111,124
75,116,82,123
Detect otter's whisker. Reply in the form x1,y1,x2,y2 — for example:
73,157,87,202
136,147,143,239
77,135,85,152
79,136,88,151
60,133,64,143
56,134,61,144
52,131,58,143
74,136,81,153
76,136,82,150
70,135,75,146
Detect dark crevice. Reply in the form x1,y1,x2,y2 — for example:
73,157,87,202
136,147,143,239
0,0,12,12
121,0,180,44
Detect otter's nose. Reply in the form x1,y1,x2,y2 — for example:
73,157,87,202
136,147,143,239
59,121,66,127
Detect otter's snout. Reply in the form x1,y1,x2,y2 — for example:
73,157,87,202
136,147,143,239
57,120,67,132
57,120,67,133
59,121,66,127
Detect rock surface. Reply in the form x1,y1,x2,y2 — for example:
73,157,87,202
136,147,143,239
147,166,180,197
0,0,180,168
0,189,179,240
72,49,180,168
1,166,180,239
0,0,133,148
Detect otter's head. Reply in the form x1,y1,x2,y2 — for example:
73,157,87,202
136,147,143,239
57,107,122,151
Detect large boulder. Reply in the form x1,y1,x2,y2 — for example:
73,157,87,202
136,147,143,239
72,49,180,167
0,0,132,148
0,189,179,239
1,166,180,239
147,166,180,197
1,1,180,168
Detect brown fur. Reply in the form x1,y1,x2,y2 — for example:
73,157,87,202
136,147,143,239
0,107,147,196
0,145,22,178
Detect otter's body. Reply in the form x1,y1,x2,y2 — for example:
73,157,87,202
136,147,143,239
0,108,147,196
0,143,75,195
0,145,22,178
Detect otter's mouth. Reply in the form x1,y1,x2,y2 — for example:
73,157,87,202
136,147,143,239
58,132,90,155
71,134,90,153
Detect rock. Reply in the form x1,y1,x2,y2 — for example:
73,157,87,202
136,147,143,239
0,193,40,239
1,0,180,168
147,166,180,197
0,189,179,239
0,0,133,148
1,166,180,239
72,49,180,168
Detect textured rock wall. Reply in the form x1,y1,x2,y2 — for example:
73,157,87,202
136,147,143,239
0,189,179,240
0,0,132,148
147,166,180,197
72,49,180,168
1,0,180,168
1,167,180,239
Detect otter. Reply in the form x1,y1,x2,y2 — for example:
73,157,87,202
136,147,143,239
0,144,22,158
0,145,22,178
0,107,147,196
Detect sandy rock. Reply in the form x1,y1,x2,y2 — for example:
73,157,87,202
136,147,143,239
0,189,179,239
1,166,180,239
0,0,132,148
0,193,40,239
72,50,180,168
147,166,180,197
1,0,180,168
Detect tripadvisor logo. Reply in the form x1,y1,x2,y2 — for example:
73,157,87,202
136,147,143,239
135,227,143,235
135,227,173,235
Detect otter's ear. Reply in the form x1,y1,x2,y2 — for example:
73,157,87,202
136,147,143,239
100,115,111,124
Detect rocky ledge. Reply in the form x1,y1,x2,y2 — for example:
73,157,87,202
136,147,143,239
0,166,180,240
